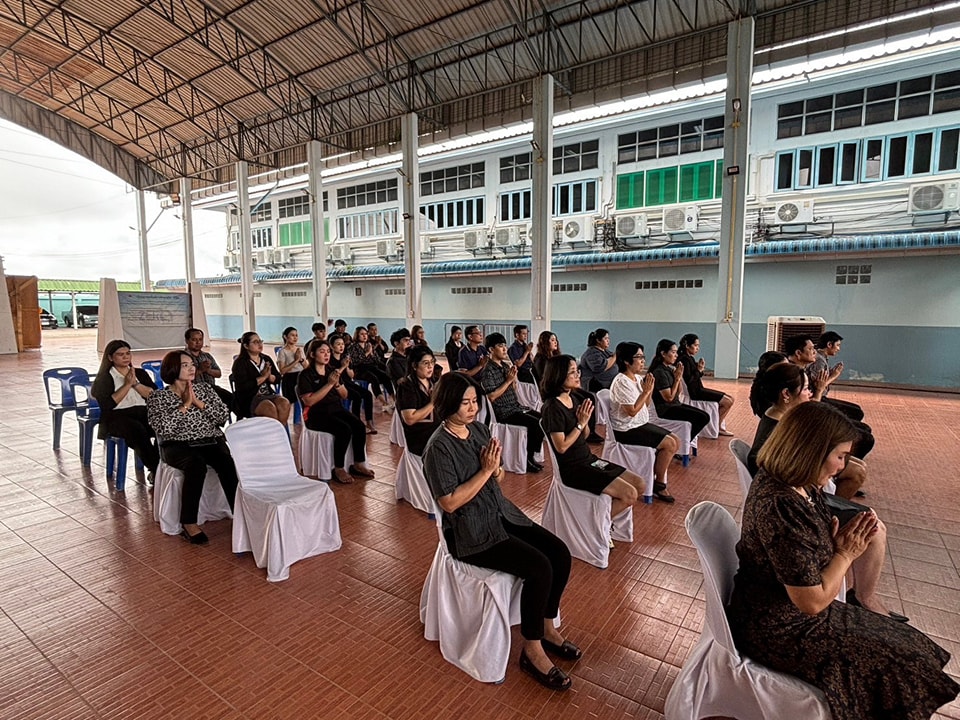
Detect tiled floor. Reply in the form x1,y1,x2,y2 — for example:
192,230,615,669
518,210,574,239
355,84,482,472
4,329,959,719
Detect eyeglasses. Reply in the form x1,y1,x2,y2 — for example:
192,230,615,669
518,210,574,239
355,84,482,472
633,354,645,360
250,339,263,345
417,359,435,367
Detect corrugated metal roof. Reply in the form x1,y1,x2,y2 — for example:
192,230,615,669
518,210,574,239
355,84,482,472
37,279,144,292
2,0,956,192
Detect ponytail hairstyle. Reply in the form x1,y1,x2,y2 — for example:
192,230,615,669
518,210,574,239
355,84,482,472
587,328,609,348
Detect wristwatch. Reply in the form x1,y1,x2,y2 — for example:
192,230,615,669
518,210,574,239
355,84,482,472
575,422,584,431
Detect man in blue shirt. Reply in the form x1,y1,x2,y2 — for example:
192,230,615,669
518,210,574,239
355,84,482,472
458,325,488,379
508,324,535,384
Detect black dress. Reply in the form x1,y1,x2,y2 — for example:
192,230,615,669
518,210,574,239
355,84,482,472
678,353,725,402
541,397,624,495
728,470,958,720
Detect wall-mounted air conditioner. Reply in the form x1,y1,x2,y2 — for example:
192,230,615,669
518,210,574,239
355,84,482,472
464,229,486,250
494,225,521,247
329,244,353,262
421,237,433,258
908,181,960,214
253,249,271,266
376,239,397,258
775,200,814,224
615,213,648,238
765,316,827,353
270,248,291,265
560,216,595,243
223,252,240,271
663,205,699,232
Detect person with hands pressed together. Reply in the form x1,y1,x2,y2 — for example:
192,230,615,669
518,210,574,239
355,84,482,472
330,336,376,434
457,325,489,379
297,340,374,483
394,346,441,456
146,352,238,544
422,372,580,691
277,326,309,408
728,402,958,720
91,339,161,478
508,325,536,384
676,333,735,435
231,332,290,422
808,331,866,423
648,339,710,441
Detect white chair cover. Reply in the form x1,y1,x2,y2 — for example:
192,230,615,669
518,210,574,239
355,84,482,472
153,461,233,535
664,502,833,720
389,410,406,447
540,428,632,569
601,436,656,502
680,380,720,439
594,388,611,427
225,418,342,582
729,438,755,507
298,427,353,479
514,380,542,411
419,518,523,683
395,449,434,515
648,401,696,464
483,396,542,474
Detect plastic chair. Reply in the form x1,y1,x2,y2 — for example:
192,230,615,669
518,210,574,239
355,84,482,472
224,417,342,582
680,379,719,439
153,462,233,535
594,388,611,427
141,360,164,389
43,367,89,449
729,438,755,506
539,421,632,569
648,401,696,466
663,502,832,720
105,436,145,491
601,435,655,504
394,449,434,517
298,427,353,479
69,378,100,466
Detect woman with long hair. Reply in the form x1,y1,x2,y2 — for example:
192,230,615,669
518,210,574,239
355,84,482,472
647,339,710,440
423,372,580,691
532,331,559,381
330,335,376,434
730,402,958,719
230,332,290,421
347,326,395,411
749,350,789,417
444,326,464,371
677,333,735,435
277,326,308,408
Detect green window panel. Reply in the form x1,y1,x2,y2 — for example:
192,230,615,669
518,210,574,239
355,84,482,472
644,167,678,207
679,161,715,202
616,172,644,209
278,219,331,246
715,160,723,198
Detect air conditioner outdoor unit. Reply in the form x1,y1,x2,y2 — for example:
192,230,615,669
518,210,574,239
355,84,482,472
775,200,815,224
908,181,960,214
765,316,827,353
253,249,271,266
663,205,699,232
271,248,290,265
421,237,433,258
615,213,648,238
223,253,240,271
376,239,397,258
561,216,594,243
463,229,485,250
494,225,520,247
329,244,352,262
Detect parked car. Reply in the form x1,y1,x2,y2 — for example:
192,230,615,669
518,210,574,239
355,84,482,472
39,308,59,329
63,305,99,328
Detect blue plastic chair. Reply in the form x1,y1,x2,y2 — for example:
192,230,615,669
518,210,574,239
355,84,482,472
43,367,90,449
105,436,144,491
141,360,163,389
68,377,101,466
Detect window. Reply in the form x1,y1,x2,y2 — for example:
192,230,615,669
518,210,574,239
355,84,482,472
553,140,599,174
815,146,836,187
839,142,859,184
912,132,934,175
420,163,484,196
336,179,398,210
277,195,309,218
500,153,531,183
337,210,398,240
886,135,908,178
499,190,531,222
279,220,312,246
679,162,715,202
419,197,485,229
251,227,273,249
938,128,960,172
553,180,597,215
616,172,644,210
622,116,724,159
618,160,723,208
645,167,679,206
251,204,272,222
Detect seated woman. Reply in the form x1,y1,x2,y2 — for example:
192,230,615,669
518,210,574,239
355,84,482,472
347,326,395,411
748,362,865,499
444,326,464,372
146,351,238,544
648,339,710,440
422,372,580,691
395,346,441,456
541,355,648,522
677,333,734,435
748,350,788,418
578,328,618,391
608,342,679,503
231,332,290,422
330,335,376,435
534,331,599,442
729,402,958,720
297,340,375,484
277,326,308,410
91,339,160,478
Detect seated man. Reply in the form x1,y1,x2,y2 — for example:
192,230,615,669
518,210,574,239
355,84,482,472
328,319,351,347
809,331,865,422
458,325,488,379
387,328,412,384
480,333,545,473
366,322,389,366
184,328,234,411
508,324,536,384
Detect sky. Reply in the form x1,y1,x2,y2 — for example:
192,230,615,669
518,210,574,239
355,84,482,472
0,118,228,283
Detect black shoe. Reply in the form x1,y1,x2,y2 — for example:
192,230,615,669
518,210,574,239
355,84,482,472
585,433,604,444
180,528,209,545
526,460,544,473
652,481,675,503
855,490,867,497
519,651,571,691
541,638,583,660
847,589,908,623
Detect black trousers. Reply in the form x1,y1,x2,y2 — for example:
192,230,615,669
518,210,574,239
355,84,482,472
343,381,373,421
851,419,875,460
517,367,535,384
655,403,711,440
502,410,545,461
280,373,300,405
306,408,367,465
453,520,571,640
160,439,238,525
108,406,160,472
823,396,865,422
355,366,394,398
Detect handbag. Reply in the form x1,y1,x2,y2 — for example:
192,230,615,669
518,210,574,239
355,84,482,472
822,491,871,528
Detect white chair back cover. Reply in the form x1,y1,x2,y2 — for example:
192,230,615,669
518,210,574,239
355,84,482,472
482,396,533,474
298,427,354,479
225,417,342,581
594,388,611,427
419,508,523,682
648,401,696,460
395,449,434,515
664,501,832,720
539,422,631,569
514,380,542,411
729,438,755,506
680,379,720,439
153,462,232,535
389,410,406,447
601,435,655,502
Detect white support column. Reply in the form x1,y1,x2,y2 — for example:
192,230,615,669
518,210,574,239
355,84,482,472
180,177,196,284
307,140,328,324
714,17,754,378
135,189,151,291
401,113,422,327
236,160,256,331
530,75,554,340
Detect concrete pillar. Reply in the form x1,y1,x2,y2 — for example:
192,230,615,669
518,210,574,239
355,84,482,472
401,113,422,327
307,140,328,324
530,75,554,340
135,189,151,291
714,17,754,378
236,160,256,331
180,177,196,284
